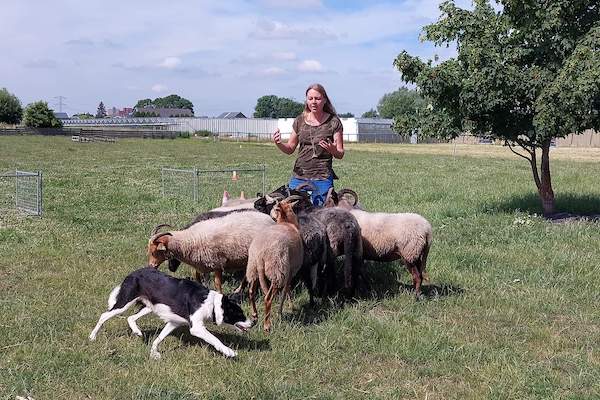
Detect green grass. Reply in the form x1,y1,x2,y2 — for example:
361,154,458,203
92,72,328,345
1,136,599,399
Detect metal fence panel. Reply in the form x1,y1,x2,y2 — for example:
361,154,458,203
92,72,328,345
161,168,198,202
161,166,266,207
6,170,43,216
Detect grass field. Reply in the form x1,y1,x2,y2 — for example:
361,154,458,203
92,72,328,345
1,136,599,400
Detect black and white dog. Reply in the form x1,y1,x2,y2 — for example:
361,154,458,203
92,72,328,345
89,267,255,359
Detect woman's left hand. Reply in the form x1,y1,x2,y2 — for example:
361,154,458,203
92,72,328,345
319,139,336,155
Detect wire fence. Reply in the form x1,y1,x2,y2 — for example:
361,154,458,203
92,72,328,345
0,170,43,216
161,165,267,206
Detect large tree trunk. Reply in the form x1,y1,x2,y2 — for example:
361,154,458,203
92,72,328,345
538,140,555,216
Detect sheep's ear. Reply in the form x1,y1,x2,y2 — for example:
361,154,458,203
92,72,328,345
222,190,230,205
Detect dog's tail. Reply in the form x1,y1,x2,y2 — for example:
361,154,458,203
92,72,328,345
107,285,121,309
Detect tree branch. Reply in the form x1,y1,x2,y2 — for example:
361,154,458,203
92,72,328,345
505,140,532,162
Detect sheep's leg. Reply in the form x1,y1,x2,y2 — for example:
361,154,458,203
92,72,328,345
233,276,247,294
263,283,278,333
408,265,423,300
214,270,223,293
279,284,293,315
194,269,206,284
248,280,259,321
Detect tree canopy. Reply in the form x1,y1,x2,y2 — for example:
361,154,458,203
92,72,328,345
377,87,425,120
96,101,107,118
23,101,62,128
338,112,355,118
0,88,23,125
361,109,379,118
253,95,304,118
394,0,600,215
134,95,194,113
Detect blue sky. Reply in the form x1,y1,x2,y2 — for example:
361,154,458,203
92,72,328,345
1,0,473,117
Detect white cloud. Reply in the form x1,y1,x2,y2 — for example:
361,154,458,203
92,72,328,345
260,0,322,9
159,57,181,69
250,19,337,42
261,67,286,76
297,60,323,72
273,51,296,61
151,84,168,93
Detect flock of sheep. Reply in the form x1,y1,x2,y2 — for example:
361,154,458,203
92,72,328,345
147,185,433,332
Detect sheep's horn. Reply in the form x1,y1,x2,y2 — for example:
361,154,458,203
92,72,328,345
295,182,317,192
151,224,173,236
323,187,337,206
338,189,359,206
285,194,305,202
268,192,286,200
149,231,173,243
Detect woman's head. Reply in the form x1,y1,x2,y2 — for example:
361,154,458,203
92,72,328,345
304,83,336,116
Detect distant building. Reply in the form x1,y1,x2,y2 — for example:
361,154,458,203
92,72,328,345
217,111,247,119
117,107,133,117
137,107,193,118
54,112,69,119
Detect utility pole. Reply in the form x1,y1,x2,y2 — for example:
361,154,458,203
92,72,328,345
53,96,67,113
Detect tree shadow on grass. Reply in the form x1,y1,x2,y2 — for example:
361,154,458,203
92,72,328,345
483,192,600,222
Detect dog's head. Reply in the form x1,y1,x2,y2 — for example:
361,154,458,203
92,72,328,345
216,294,255,333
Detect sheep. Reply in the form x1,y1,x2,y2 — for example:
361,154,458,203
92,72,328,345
211,190,260,211
246,199,304,332
147,209,275,293
254,193,330,306
327,189,433,299
256,185,364,298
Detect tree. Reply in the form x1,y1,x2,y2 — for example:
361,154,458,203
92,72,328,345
254,95,303,118
134,98,153,109
73,113,94,120
134,95,194,114
377,87,426,119
0,88,23,125
338,112,355,118
361,109,379,118
23,101,62,128
96,101,107,118
394,0,600,216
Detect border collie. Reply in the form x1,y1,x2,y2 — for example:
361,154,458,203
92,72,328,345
89,267,255,359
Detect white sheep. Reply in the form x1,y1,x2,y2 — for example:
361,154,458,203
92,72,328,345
147,210,275,292
246,199,303,332
329,189,432,299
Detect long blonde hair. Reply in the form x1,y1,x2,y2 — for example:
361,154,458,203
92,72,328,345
303,83,337,116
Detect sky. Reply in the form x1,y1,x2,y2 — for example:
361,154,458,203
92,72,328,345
1,0,473,118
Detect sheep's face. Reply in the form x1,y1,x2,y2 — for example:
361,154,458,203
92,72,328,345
270,200,298,223
147,233,172,268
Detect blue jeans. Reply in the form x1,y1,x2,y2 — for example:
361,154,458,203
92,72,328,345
289,176,334,207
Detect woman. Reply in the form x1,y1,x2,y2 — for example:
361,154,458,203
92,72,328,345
272,83,345,206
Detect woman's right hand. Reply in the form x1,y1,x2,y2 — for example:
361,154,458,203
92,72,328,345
272,129,282,144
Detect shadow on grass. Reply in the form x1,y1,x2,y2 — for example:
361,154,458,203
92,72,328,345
140,327,271,353
483,192,600,221
360,261,465,300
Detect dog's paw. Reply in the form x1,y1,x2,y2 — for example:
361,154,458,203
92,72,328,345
150,350,162,360
221,347,237,358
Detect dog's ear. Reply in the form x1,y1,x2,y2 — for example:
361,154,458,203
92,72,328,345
157,243,167,251
228,292,243,305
